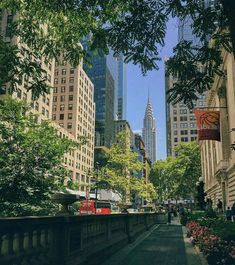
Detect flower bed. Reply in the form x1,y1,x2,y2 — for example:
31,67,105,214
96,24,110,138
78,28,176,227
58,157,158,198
186,221,235,265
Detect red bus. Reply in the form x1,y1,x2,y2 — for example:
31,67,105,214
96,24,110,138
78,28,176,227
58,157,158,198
80,200,111,215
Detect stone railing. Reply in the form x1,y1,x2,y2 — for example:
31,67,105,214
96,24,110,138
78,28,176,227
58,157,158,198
0,213,166,265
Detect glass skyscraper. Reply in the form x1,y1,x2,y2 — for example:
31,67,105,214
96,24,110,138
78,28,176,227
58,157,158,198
84,53,115,148
117,55,127,120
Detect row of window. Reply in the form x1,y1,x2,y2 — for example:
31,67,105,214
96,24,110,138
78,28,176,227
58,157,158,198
53,113,73,120
53,86,74,93
53,95,73,102
53,104,73,111
55,68,74,76
54,77,74,84
173,123,197,129
173,116,196,122
174,129,198,136
174,137,197,143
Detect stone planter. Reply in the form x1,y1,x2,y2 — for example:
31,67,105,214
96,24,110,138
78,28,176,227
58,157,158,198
52,193,79,215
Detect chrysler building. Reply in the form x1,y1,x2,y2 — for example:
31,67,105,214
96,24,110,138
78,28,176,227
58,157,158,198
142,97,157,163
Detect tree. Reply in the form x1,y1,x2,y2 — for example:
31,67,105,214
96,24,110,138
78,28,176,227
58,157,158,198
150,142,201,201
94,132,156,203
0,97,82,216
0,1,233,105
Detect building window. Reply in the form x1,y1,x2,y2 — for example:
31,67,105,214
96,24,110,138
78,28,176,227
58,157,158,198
35,102,39,111
180,109,187,114
173,124,177,129
181,137,188,142
53,87,57,93
60,104,65,111
60,95,65,102
70,68,74,74
53,96,57,102
52,114,56,120
174,130,178,135
59,123,64,128
42,107,45,115
69,85,74,92
69,77,74,83
62,69,66,75
55,69,59,76
67,123,72,129
61,78,66,84
54,78,58,84
17,89,22,98
69,95,73,101
180,130,188,135
174,138,178,142
61,86,66,93
173,117,177,122
46,110,49,118
68,104,73,110
68,113,72,119
173,110,177,115
180,116,187,121
60,114,64,120
190,129,197,134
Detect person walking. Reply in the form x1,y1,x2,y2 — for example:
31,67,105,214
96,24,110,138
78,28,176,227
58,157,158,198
226,206,232,222
167,205,172,225
217,199,223,213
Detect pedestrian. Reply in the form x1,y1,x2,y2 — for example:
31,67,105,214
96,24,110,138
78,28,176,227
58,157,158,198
226,206,232,222
167,205,171,225
231,202,235,222
217,199,223,213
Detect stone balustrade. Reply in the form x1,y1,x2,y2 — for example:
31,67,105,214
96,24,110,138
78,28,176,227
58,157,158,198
0,213,166,265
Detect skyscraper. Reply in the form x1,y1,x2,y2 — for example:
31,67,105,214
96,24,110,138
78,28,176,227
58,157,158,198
84,53,115,148
117,55,127,120
142,97,157,163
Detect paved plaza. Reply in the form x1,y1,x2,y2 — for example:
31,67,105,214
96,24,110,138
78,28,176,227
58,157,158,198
103,222,205,265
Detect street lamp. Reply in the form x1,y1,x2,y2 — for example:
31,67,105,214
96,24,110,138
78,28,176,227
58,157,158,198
196,177,206,210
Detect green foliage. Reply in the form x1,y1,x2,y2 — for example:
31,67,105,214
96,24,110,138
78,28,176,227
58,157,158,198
94,132,156,202
166,0,233,108
0,97,80,216
150,142,201,201
0,1,233,104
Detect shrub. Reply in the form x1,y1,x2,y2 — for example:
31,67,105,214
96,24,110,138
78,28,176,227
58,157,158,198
186,221,235,265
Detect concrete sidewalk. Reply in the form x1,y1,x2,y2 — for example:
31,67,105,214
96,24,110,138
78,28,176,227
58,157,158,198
102,222,206,265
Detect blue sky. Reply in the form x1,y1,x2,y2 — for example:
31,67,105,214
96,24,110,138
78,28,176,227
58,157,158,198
126,18,178,160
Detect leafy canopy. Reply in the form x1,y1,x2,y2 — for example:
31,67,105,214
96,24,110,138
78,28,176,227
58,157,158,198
150,141,201,201
0,97,81,216
0,0,233,106
94,131,156,202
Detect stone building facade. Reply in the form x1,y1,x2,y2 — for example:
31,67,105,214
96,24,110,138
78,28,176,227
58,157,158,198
200,50,235,209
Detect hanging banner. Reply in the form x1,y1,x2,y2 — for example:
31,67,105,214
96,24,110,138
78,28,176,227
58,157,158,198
193,110,220,141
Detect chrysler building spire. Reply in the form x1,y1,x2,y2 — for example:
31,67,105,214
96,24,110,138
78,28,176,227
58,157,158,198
142,96,157,163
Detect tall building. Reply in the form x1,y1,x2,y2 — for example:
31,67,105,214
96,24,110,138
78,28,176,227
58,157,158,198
84,53,115,148
165,70,204,156
142,97,157,163
52,58,96,194
117,55,127,120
